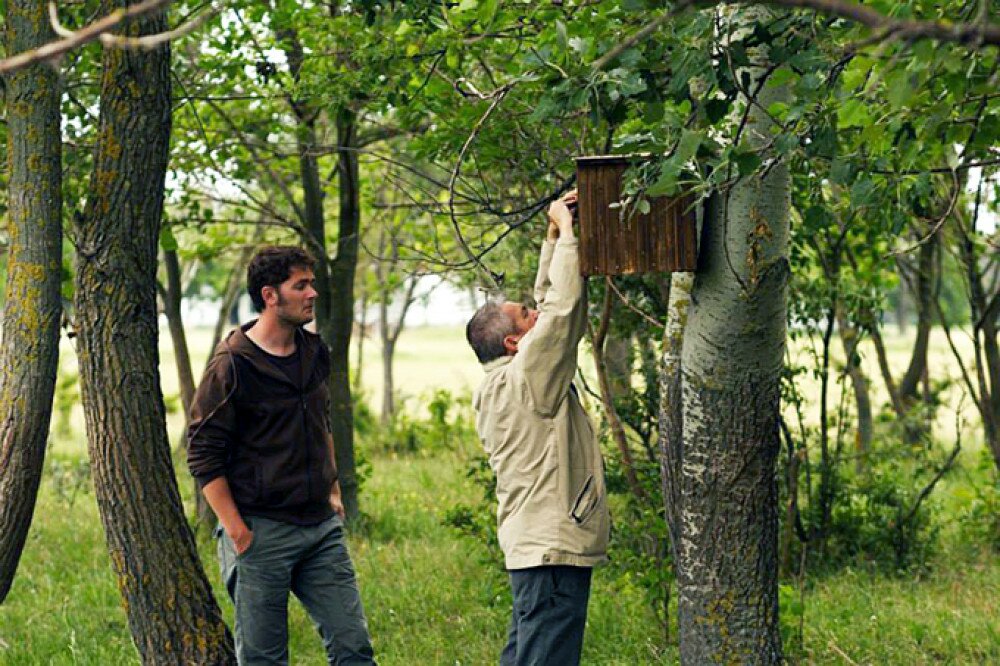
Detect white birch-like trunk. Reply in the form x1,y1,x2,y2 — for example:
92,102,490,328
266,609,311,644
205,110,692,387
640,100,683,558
674,6,789,662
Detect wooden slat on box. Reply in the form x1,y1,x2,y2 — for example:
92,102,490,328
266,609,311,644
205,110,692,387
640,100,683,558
576,155,697,276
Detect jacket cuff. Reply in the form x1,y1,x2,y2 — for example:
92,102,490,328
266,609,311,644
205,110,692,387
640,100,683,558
193,469,225,489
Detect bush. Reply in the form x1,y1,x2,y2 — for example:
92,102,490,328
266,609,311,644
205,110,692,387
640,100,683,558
361,389,477,456
959,452,1000,553
603,455,674,641
824,465,941,572
441,456,507,603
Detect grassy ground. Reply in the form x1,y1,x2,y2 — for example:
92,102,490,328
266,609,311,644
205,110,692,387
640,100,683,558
2,448,997,664
3,323,997,664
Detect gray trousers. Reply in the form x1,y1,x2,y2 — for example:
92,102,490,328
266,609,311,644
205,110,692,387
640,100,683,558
500,565,593,666
217,515,375,665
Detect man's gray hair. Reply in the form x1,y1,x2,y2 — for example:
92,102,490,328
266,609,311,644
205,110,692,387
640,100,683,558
466,301,516,364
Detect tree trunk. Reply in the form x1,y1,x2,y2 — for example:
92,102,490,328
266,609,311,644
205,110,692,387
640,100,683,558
162,250,196,419
672,9,787,659
898,235,937,402
208,244,255,362
605,333,632,400
836,307,873,472
896,284,908,334
660,271,691,554
73,3,234,661
590,284,643,499
957,215,1000,470
329,109,362,520
381,337,396,424
0,0,63,603
354,277,369,394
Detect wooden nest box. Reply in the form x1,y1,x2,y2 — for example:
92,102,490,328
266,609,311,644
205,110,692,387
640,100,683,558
575,155,698,276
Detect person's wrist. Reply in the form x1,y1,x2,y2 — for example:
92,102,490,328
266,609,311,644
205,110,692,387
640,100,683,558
226,520,248,540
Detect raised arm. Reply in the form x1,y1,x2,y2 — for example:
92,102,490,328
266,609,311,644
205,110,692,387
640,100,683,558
514,192,586,416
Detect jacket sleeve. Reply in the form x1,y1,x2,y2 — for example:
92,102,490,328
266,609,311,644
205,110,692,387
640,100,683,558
532,239,556,305
186,352,238,488
514,237,586,417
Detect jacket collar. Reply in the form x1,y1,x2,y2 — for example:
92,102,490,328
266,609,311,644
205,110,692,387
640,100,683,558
482,355,513,373
224,319,318,389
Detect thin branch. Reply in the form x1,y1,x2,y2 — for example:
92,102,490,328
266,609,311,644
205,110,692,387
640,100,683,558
888,169,961,257
0,0,171,73
98,3,218,50
704,0,1000,48
591,9,677,71
447,84,515,288
607,278,666,329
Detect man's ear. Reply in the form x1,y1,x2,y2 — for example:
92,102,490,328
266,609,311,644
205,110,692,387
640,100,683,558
261,285,278,308
503,334,520,356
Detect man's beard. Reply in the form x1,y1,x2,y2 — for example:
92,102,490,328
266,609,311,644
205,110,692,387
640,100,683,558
275,293,313,326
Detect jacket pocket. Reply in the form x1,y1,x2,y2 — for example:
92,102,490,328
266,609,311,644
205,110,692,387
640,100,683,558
569,474,598,524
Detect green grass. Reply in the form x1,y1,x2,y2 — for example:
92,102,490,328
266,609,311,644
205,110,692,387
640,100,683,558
4,322,997,664
3,448,998,664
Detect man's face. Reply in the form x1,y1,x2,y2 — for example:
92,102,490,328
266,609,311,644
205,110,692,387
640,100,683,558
500,301,538,354
270,266,318,326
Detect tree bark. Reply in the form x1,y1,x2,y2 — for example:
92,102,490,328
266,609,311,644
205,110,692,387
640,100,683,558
898,235,937,402
660,271,692,554
328,108,362,521
836,307,873,471
0,0,63,603
73,3,234,661
162,249,196,419
672,9,787,659
589,285,643,499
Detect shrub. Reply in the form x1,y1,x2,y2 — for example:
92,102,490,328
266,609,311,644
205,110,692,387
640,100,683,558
959,452,1000,553
361,389,477,456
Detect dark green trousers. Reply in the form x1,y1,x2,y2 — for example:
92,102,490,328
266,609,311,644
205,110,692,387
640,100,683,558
217,515,375,665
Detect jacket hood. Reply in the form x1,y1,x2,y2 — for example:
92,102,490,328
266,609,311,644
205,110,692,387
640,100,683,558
217,319,324,389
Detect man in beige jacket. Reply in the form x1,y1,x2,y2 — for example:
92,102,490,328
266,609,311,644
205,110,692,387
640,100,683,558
466,191,610,666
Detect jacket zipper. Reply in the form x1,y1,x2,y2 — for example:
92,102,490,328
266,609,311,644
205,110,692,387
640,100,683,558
302,394,312,501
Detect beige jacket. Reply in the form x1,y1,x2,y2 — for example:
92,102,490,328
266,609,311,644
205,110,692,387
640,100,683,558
473,237,610,570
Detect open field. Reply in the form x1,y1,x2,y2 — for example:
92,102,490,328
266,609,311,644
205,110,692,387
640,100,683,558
49,320,984,457
4,321,995,664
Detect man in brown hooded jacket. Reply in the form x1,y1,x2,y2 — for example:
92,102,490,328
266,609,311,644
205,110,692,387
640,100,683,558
188,246,374,665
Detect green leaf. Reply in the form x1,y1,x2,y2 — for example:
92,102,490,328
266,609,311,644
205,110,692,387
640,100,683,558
767,66,799,88
647,159,682,197
675,129,701,162
850,178,877,208
159,226,179,252
838,99,870,128
732,149,762,176
458,0,478,11
556,20,568,48
477,0,499,25
704,98,729,124
885,71,914,109
768,101,790,121
830,158,853,185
